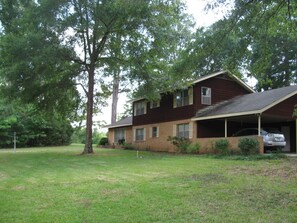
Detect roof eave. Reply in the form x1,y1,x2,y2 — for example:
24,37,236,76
191,110,262,121
105,123,132,129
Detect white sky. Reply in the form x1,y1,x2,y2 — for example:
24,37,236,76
99,0,233,130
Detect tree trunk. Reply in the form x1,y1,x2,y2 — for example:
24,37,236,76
111,71,120,124
82,69,95,154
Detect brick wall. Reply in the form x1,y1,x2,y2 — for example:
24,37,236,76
108,122,264,154
192,136,264,154
132,119,196,152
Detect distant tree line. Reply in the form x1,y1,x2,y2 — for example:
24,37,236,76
0,100,73,148
71,128,106,145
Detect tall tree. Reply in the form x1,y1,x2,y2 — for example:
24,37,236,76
176,0,297,87
0,0,194,154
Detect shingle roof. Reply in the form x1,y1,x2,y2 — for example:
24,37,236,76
193,85,297,120
105,116,132,128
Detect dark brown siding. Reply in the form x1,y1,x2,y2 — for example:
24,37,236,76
133,94,196,125
264,94,297,119
133,74,251,126
193,76,251,112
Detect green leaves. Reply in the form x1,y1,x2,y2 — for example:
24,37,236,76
0,99,73,148
177,0,297,89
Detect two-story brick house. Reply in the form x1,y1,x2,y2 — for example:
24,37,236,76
106,70,297,153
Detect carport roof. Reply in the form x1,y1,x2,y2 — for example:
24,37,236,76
192,85,297,121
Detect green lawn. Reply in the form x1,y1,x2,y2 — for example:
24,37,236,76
0,145,296,223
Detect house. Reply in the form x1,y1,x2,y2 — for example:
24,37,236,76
106,70,297,154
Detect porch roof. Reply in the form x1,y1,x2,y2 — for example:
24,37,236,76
105,116,132,128
192,85,297,121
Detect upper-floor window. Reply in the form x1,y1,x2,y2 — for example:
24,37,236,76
176,89,189,107
150,100,160,109
134,101,147,116
173,87,193,108
201,87,211,105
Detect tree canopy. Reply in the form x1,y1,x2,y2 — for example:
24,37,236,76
0,0,194,153
176,0,297,90
0,98,73,148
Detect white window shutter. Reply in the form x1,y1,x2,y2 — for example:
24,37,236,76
149,127,152,138
144,102,147,114
133,103,137,116
189,122,193,139
189,87,193,105
173,124,177,137
157,126,159,138
143,128,146,141
133,128,136,142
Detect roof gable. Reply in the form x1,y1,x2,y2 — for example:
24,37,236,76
192,70,255,93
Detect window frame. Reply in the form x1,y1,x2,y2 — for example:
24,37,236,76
201,87,211,105
173,87,193,108
150,100,160,109
114,128,125,143
134,101,147,116
176,123,190,139
175,89,189,107
135,128,145,141
151,126,159,138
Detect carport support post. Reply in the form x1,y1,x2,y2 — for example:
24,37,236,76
224,119,228,138
258,114,261,136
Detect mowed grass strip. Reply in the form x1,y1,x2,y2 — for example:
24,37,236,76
0,145,296,223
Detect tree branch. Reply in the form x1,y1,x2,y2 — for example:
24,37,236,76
75,82,88,97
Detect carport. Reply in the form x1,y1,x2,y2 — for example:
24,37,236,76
192,85,297,153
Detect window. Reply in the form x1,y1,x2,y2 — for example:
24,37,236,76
201,87,211,105
175,89,189,107
151,126,159,138
177,124,189,138
135,128,145,141
150,100,160,109
134,101,147,116
173,87,193,108
114,128,125,143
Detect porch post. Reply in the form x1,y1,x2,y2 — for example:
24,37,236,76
295,119,297,154
258,114,261,136
225,119,228,138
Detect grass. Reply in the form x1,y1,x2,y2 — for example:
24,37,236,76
0,145,296,223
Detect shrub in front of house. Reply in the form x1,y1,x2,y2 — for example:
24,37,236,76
238,137,260,155
186,142,200,154
98,137,109,146
122,143,135,150
167,136,191,153
215,139,230,155
167,136,200,154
